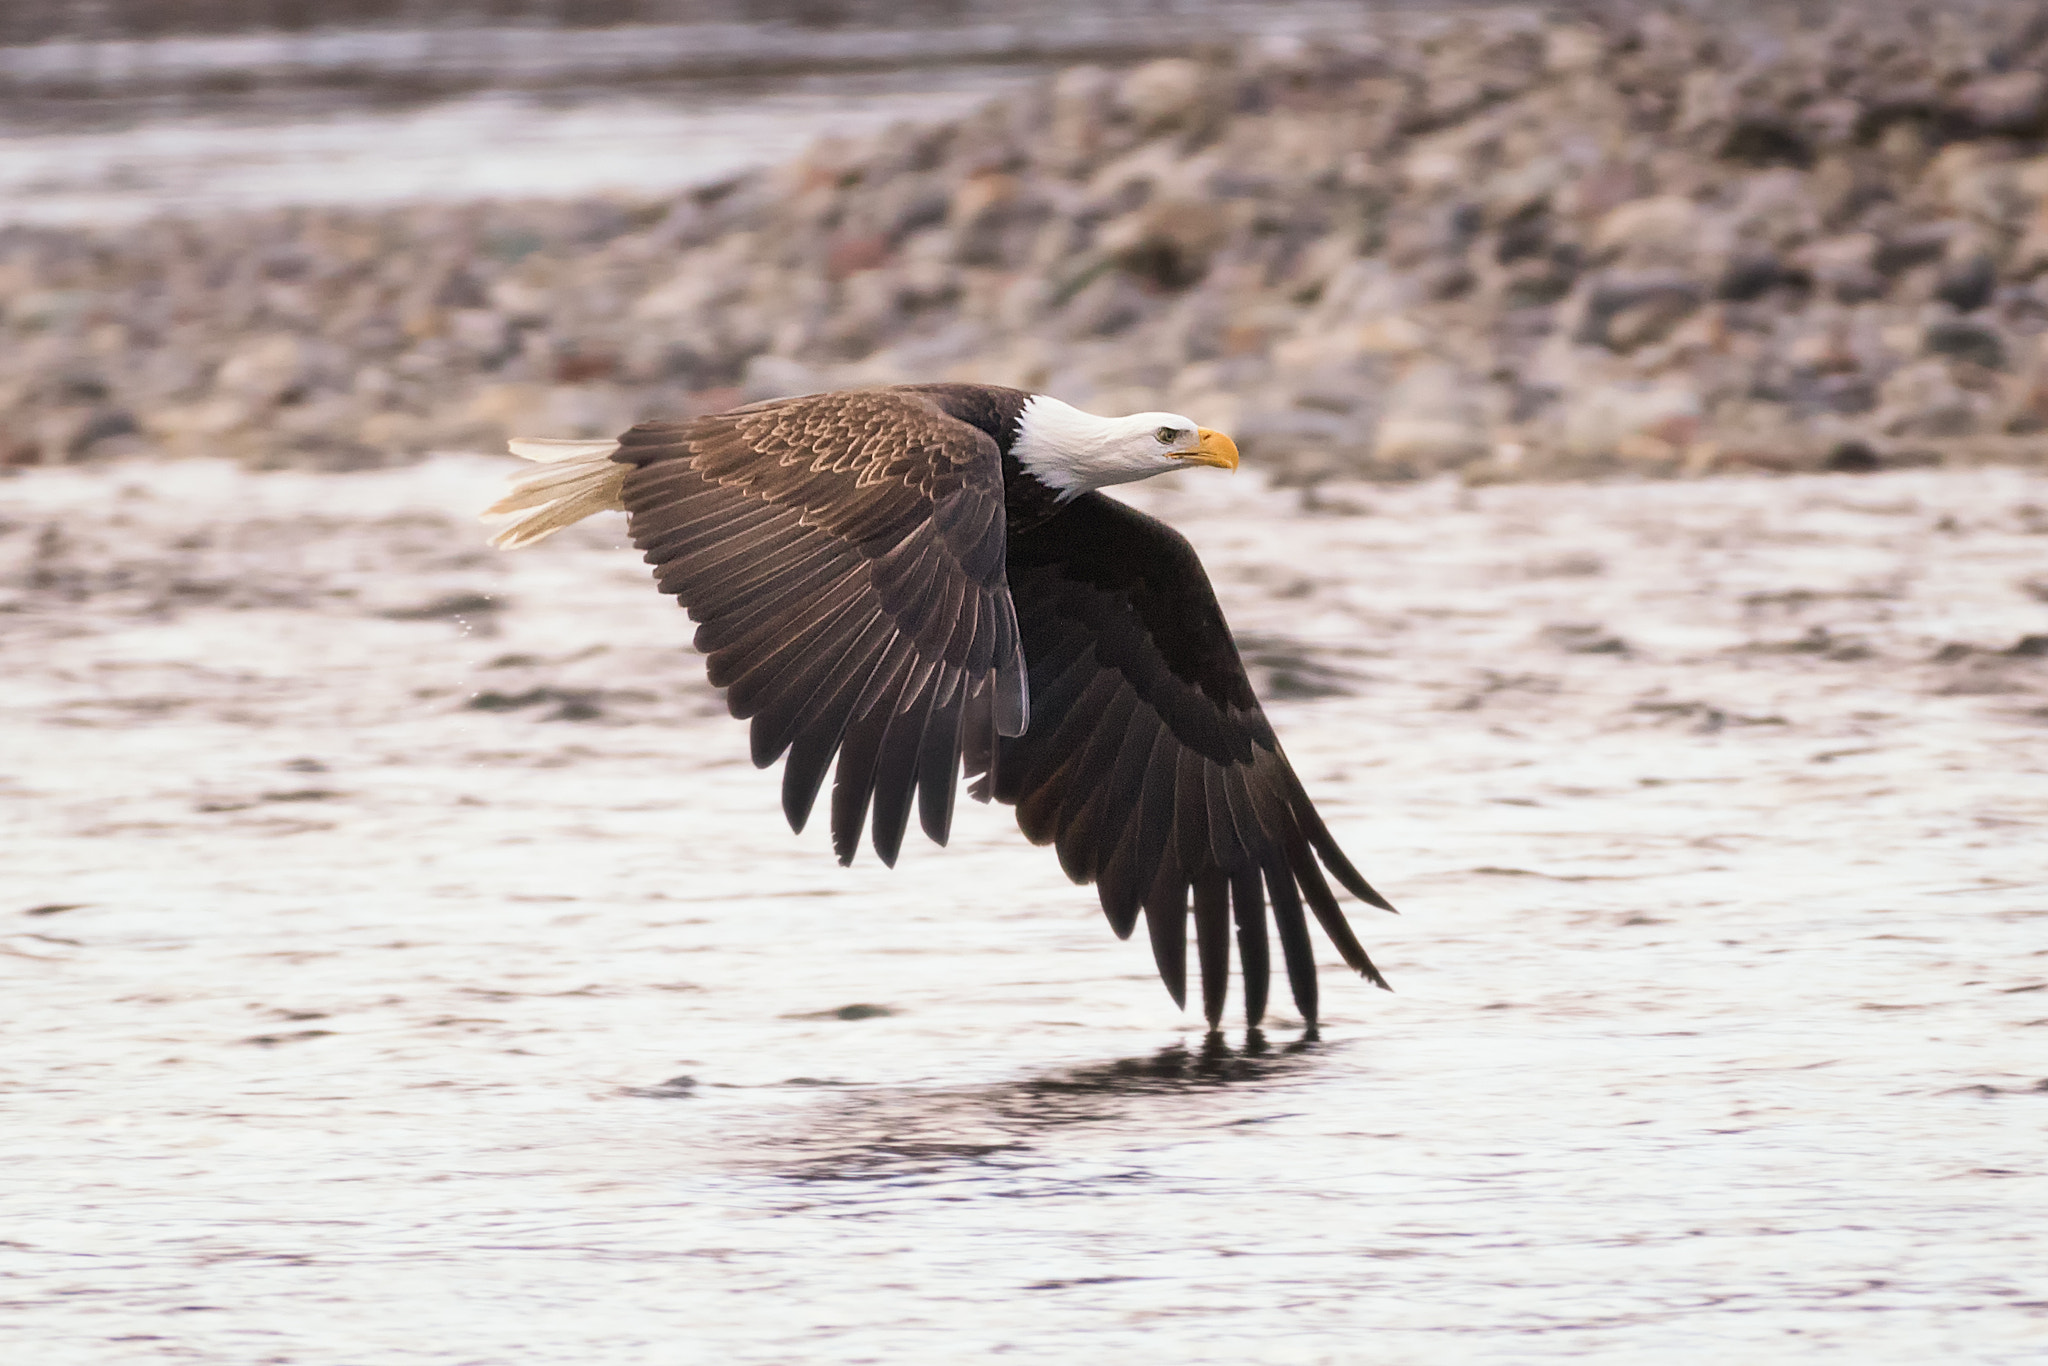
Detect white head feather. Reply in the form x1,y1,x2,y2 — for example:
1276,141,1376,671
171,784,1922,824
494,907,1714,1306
1010,394,1238,499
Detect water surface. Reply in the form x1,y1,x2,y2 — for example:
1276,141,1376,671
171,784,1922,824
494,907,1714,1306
0,1,1403,226
4,459,2045,1360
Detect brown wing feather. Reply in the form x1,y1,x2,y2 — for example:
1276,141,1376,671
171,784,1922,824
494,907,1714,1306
990,493,1394,1029
614,388,1027,866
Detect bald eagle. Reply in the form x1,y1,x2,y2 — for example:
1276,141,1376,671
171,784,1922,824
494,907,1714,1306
482,383,1394,1028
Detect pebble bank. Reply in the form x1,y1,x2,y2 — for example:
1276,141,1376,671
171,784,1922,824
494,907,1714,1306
10,1,2048,482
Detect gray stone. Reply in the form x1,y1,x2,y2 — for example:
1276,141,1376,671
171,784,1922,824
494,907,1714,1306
1574,271,1703,352
1952,70,2048,135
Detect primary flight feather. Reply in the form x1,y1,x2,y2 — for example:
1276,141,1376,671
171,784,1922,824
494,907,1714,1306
482,382,1395,1028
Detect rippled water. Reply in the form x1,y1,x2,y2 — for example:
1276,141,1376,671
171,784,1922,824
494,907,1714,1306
0,72,1041,226
0,1,1387,227
4,458,2047,1361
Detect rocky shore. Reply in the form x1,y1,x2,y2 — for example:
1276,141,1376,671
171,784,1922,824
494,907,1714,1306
11,1,2048,481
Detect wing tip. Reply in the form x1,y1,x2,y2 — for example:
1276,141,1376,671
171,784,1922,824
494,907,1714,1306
1300,815,1397,914
1351,875,1398,915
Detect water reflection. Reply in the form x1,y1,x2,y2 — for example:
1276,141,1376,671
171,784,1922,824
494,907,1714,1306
741,1030,1329,1187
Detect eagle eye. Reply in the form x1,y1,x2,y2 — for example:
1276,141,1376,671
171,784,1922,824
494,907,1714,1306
1155,426,1182,445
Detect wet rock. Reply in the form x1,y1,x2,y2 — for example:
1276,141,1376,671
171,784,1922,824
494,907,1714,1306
1799,234,1884,304
1823,439,1884,473
1370,362,1491,474
1716,251,1806,303
1274,339,1387,419
47,407,140,460
1952,70,2048,136
1235,405,1361,484
1056,270,1152,338
947,172,1029,267
1117,59,1213,136
215,334,310,406
1874,222,1957,277
1576,271,1703,352
1591,195,1705,268
1879,359,1992,438
1925,319,2008,370
1720,116,1813,169
274,430,386,474
1100,199,1224,290
1044,65,1117,173
1542,23,1606,75
1561,383,1702,464
1937,255,1999,313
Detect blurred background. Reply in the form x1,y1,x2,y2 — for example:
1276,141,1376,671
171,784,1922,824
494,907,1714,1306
8,8,2048,1360
8,0,2048,482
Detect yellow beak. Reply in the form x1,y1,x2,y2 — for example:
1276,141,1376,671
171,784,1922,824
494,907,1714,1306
1182,428,1240,471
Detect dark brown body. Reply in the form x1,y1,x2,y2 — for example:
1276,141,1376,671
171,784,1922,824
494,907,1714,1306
608,383,1391,1027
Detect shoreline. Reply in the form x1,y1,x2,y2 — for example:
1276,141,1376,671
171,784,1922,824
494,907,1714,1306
0,4,1456,111
8,2,2048,484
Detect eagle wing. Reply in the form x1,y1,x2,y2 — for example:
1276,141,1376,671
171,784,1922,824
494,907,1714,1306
985,491,1393,1028
614,389,1027,867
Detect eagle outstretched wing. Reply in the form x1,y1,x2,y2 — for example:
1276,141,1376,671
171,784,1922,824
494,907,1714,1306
612,389,1028,867
985,491,1393,1028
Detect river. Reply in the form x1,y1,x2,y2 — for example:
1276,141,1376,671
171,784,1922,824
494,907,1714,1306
4,456,2045,1361
0,2,1424,226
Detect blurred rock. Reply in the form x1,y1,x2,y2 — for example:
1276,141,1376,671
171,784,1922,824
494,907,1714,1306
1591,196,1705,268
1576,271,1703,352
215,334,310,407
743,354,828,402
1799,235,1882,304
1100,199,1225,290
1952,71,2048,136
1879,360,1993,438
1562,383,1703,466
1924,319,2008,370
1371,362,1491,475
1117,59,1213,136
1936,255,1999,313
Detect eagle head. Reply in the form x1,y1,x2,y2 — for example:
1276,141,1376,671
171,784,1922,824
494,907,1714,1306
1011,394,1239,500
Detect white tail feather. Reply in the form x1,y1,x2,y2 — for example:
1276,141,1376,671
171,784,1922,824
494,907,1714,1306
507,437,623,462
481,437,628,549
